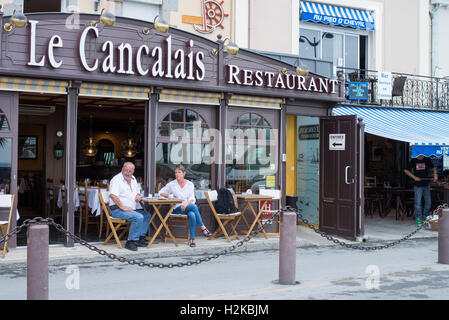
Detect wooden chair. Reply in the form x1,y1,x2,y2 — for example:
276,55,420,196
59,184,66,226
45,179,56,218
97,182,110,191
205,190,242,242
258,189,281,236
0,194,15,258
165,212,190,243
78,181,101,239
364,176,383,217
98,190,130,249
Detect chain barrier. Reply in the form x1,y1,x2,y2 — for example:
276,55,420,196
282,203,449,251
2,203,448,266
0,212,280,269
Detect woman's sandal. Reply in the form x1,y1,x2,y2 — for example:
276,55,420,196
201,228,212,237
189,239,196,247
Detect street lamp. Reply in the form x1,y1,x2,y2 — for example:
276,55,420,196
299,32,334,58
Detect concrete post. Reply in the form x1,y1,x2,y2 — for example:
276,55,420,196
438,208,449,264
278,211,297,285
27,224,49,300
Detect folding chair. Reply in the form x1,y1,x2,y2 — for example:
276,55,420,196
205,190,242,242
78,181,99,239
0,194,15,258
258,189,281,236
98,190,130,249
165,213,190,243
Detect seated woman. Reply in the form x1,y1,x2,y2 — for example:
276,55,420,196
159,164,211,247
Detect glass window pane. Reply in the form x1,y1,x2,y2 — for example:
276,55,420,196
251,114,262,126
170,123,185,138
238,113,250,126
185,110,198,122
322,33,344,74
0,137,12,193
156,142,211,190
226,143,277,193
0,109,10,131
162,114,169,121
345,35,359,70
299,28,321,59
171,110,184,122
158,123,169,137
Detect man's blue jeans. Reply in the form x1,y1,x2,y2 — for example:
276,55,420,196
414,185,431,220
172,204,204,239
110,208,151,241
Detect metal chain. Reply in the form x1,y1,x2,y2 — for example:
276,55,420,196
282,203,449,251
3,203,448,264
0,212,280,268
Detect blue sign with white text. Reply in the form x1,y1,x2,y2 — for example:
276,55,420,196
348,82,369,100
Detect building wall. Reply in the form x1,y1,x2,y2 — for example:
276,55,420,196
432,1,449,78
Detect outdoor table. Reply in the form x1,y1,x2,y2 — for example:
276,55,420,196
141,197,183,248
236,194,273,239
384,187,414,220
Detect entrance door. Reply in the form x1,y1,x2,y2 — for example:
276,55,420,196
0,92,19,247
319,115,362,239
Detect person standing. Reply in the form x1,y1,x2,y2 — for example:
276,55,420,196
109,162,151,251
404,155,438,226
159,164,211,247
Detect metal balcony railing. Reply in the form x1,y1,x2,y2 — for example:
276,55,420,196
339,67,449,111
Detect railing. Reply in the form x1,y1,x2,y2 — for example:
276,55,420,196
339,67,449,111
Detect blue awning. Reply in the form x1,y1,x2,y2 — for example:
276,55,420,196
300,1,375,31
333,105,449,148
411,145,449,158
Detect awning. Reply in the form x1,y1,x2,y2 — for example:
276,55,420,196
333,105,449,147
300,1,375,31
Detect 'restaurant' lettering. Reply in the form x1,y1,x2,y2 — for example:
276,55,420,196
225,64,338,94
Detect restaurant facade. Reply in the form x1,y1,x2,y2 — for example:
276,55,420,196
0,11,367,249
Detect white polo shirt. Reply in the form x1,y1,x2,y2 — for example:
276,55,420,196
159,180,195,209
109,172,141,210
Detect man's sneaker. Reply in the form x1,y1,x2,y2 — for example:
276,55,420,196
135,239,148,247
416,219,422,227
125,240,138,251
139,236,149,244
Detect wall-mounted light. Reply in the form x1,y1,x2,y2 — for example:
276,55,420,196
91,8,115,27
294,60,309,77
4,10,27,32
211,36,239,56
143,15,169,35
53,142,64,160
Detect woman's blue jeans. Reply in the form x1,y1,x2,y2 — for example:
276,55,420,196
414,185,431,220
110,208,151,241
172,204,204,239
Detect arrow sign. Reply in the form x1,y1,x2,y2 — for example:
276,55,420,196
329,134,346,151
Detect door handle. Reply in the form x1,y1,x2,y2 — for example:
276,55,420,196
345,166,354,185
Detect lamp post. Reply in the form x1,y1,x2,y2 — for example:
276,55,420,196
299,32,334,58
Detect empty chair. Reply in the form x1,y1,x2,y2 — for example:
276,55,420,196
258,189,281,236
205,190,242,242
364,176,383,217
0,194,15,258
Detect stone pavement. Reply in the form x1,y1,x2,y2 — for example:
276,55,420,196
0,215,438,266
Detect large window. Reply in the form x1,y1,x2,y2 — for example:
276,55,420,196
225,113,277,193
156,109,212,190
299,27,367,76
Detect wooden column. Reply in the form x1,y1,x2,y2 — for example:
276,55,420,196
64,81,80,247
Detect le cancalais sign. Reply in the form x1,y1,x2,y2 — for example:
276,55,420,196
25,20,337,94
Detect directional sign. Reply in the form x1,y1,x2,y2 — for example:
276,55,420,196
329,134,345,151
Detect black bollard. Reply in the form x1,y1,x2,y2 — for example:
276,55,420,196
27,224,49,300
438,208,449,265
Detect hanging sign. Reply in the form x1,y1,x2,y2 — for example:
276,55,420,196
378,71,393,100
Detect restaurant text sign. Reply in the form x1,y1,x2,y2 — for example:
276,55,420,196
226,64,339,94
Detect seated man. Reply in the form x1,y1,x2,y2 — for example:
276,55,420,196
109,162,151,251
